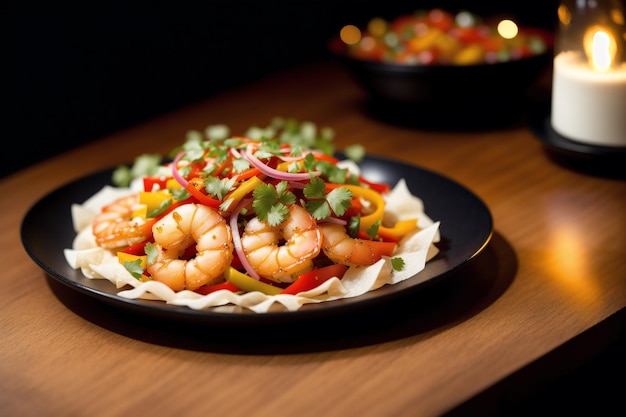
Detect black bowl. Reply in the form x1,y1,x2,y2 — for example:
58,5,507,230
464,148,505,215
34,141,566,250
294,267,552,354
329,30,554,128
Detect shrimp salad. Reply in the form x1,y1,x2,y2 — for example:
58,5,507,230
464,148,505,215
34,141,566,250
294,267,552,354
64,121,441,313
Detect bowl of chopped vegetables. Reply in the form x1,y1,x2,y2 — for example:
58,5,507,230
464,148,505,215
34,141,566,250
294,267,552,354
329,8,554,127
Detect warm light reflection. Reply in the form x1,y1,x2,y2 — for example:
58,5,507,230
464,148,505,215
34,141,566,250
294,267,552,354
545,221,601,304
544,195,601,304
340,25,361,45
497,19,518,39
610,5,625,25
557,3,572,26
367,17,387,37
584,26,617,71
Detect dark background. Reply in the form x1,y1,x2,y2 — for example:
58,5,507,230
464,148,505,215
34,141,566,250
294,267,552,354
5,2,626,415
4,1,557,178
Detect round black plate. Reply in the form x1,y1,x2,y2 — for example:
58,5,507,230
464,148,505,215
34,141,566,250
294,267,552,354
21,155,493,326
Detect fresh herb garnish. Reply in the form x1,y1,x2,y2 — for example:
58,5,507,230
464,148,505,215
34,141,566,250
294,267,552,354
252,181,297,225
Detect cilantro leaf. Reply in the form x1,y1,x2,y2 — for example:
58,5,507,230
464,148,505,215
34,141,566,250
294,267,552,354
112,165,132,187
147,198,173,218
232,158,251,173
204,177,236,200
391,257,405,271
171,188,190,201
252,182,296,225
303,179,352,220
145,242,158,265
348,215,360,238
366,220,381,240
326,187,352,217
306,199,331,220
266,204,291,226
275,181,296,205
344,144,365,163
123,259,146,280
303,177,326,199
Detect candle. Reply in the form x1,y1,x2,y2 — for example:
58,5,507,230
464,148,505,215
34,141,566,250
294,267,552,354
551,30,626,147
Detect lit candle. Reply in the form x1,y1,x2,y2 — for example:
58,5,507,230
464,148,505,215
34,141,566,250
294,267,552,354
551,27,626,147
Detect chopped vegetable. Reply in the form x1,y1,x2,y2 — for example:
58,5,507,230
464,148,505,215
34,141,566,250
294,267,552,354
280,264,348,295
342,8,550,65
66,117,440,313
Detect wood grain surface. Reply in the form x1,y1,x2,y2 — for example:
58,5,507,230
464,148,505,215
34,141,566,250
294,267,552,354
1,61,624,417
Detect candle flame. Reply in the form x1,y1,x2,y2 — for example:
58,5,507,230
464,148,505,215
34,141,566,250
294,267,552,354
584,27,617,71
591,31,613,70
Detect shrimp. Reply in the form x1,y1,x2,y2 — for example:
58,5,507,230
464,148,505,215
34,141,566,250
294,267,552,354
240,204,322,283
92,194,154,250
146,203,234,291
320,223,395,267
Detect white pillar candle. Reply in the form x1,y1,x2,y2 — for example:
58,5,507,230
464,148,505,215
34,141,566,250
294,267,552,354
551,50,626,147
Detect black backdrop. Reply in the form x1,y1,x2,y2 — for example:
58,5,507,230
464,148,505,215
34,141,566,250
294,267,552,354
4,1,556,178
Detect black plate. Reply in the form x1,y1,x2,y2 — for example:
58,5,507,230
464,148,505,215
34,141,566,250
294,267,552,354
21,155,493,326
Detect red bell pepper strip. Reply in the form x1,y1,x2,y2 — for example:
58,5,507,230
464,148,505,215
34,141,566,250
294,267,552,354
184,182,222,208
353,232,398,259
143,176,170,192
230,166,263,181
311,150,340,164
358,176,390,194
122,236,155,256
194,281,240,295
280,264,348,295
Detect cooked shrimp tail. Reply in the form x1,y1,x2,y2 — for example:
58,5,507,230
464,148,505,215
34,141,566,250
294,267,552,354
320,223,396,267
92,194,154,250
146,203,234,291
240,204,322,283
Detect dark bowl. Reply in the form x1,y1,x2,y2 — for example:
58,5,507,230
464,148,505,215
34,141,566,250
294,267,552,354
329,29,554,128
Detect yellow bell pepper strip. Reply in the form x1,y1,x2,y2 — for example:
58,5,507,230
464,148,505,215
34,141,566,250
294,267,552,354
131,204,148,219
117,252,147,268
279,264,348,295
194,281,240,295
377,219,419,242
275,160,304,172
223,176,263,209
225,267,282,296
326,183,385,231
165,178,183,190
139,190,171,213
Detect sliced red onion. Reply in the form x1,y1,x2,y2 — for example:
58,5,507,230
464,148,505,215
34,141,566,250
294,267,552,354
241,146,320,181
229,198,261,280
230,147,242,159
172,151,189,188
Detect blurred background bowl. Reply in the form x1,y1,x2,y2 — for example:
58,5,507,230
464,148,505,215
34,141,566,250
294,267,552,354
329,10,554,129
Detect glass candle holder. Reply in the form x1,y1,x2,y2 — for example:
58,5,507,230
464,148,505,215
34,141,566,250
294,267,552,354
551,0,626,147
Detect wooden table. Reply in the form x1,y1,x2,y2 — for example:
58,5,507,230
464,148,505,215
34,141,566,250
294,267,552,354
2,61,625,417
